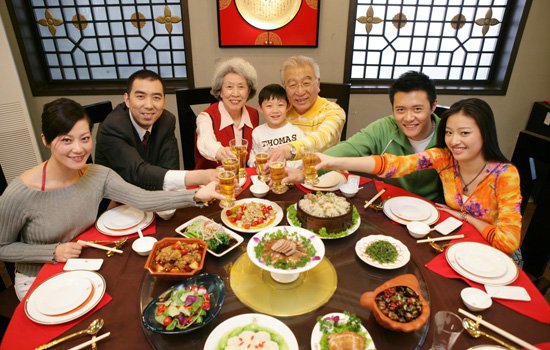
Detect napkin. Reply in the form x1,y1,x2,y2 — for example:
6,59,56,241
426,238,550,324
0,263,112,350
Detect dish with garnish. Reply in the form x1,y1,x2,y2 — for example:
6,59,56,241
142,273,224,334
286,192,360,239
175,216,243,257
221,198,283,233
355,235,410,269
310,312,376,350
144,238,207,278
203,313,298,350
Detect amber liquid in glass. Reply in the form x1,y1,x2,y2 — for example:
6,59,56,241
231,145,247,178
218,171,235,208
269,161,287,194
255,152,269,182
303,153,320,185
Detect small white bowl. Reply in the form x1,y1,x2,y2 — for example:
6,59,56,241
250,183,269,198
132,236,158,256
339,184,359,198
461,287,493,312
406,221,431,239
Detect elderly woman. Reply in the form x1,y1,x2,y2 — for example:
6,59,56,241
194,57,259,169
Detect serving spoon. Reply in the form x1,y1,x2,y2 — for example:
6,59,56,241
35,318,104,350
462,318,518,350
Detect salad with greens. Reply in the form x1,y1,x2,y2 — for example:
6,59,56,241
183,218,236,253
154,285,211,331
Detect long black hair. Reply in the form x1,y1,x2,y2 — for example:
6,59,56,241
42,98,92,144
436,98,508,163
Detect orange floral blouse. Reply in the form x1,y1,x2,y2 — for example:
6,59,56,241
372,148,522,254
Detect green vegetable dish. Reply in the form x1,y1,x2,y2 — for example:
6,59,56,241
287,205,359,238
217,323,288,350
184,219,237,253
253,229,318,270
154,285,211,331
317,312,371,350
365,240,399,264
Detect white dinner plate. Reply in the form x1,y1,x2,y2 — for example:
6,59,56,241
101,205,146,230
25,271,106,325
310,312,376,350
355,235,411,269
446,242,519,285
302,171,347,192
286,204,361,240
455,244,508,278
220,198,283,233
390,202,431,221
175,215,244,257
383,196,439,225
204,313,299,350
33,275,93,316
96,208,154,236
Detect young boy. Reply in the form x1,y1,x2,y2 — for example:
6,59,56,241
248,84,304,168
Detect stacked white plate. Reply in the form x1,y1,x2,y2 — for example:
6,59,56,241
302,171,347,192
96,204,154,236
25,271,106,324
445,242,519,285
383,196,439,225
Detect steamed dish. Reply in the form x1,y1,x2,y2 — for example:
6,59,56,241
293,192,356,236
217,323,288,350
253,229,317,269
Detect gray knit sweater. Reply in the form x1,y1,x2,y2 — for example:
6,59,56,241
0,164,197,276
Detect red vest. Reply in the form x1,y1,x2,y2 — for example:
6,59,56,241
194,102,259,170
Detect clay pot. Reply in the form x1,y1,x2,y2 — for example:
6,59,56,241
359,274,430,333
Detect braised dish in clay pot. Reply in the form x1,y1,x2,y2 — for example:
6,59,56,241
359,274,429,332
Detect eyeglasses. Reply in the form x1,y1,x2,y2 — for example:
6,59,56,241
285,79,316,92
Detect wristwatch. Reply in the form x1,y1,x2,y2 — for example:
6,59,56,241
288,144,297,160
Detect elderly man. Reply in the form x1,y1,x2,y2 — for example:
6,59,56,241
324,71,443,202
95,69,216,216
269,56,346,161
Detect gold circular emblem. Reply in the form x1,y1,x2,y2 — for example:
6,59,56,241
235,0,301,30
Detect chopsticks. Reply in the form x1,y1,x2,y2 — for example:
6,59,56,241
67,332,110,350
364,189,386,208
416,234,464,244
458,309,539,350
78,240,123,254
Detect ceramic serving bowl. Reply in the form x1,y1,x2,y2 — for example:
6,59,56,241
144,238,207,279
359,274,430,332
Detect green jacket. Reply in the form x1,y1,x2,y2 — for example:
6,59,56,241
324,114,443,202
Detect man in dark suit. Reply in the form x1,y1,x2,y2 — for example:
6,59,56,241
95,70,217,216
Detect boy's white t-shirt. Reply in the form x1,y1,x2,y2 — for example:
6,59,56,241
248,122,304,168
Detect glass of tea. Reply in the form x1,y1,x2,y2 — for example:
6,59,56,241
255,151,270,183
229,138,248,179
302,144,320,186
217,170,235,208
269,159,287,194
221,157,241,193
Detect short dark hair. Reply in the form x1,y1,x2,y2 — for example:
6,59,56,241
389,71,437,106
41,98,92,144
126,69,165,95
436,98,508,163
258,84,289,105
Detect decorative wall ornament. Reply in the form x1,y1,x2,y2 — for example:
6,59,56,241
357,6,382,34
392,12,407,29
218,0,320,47
155,6,182,33
451,14,466,30
131,12,146,29
475,8,500,36
37,9,63,36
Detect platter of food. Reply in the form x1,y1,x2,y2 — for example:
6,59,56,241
142,273,225,334
96,204,154,236
25,271,106,325
302,171,347,192
144,238,207,278
221,198,283,233
286,192,360,239
175,216,243,257
355,235,411,269
203,313,298,350
310,312,376,350
382,196,439,225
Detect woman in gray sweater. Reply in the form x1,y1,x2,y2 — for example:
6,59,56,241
0,98,224,299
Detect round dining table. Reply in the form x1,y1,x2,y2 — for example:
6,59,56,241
8,179,549,350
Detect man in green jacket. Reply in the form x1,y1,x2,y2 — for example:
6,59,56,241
324,71,443,202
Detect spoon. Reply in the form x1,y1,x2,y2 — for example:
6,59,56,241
137,228,144,239
428,240,452,253
462,318,518,350
35,318,104,350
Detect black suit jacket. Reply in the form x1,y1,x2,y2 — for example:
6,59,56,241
95,103,179,190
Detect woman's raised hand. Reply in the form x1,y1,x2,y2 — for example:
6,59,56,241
314,153,338,171
54,242,84,262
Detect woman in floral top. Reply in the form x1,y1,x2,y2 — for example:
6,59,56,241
286,98,523,266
